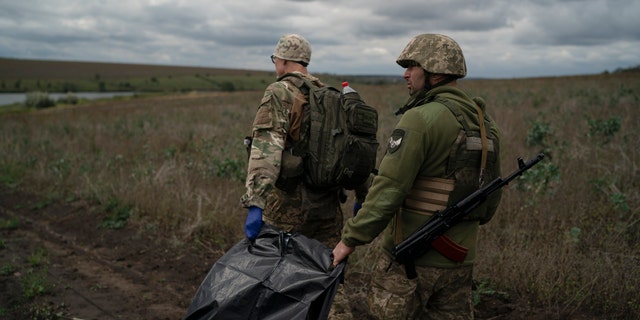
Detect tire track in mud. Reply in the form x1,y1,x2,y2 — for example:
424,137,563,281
0,190,213,319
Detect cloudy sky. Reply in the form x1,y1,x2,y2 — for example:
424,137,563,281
1,0,638,78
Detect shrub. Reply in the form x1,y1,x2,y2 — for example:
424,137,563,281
24,92,55,109
99,198,133,229
526,120,552,148
220,81,236,92
587,116,621,144
57,93,79,105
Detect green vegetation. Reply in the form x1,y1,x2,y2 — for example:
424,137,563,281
0,222,64,318
99,198,134,229
472,278,510,307
27,247,48,268
0,62,639,318
24,92,56,109
21,267,53,299
0,217,20,230
0,263,17,276
27,302,66,320
0,58,279,93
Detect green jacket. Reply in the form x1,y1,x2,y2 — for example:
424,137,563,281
341,85,502,268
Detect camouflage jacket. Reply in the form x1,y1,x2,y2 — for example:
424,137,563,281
241,72,370,245
241,71,314,209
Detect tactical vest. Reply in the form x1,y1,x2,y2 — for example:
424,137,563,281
396,96,499,262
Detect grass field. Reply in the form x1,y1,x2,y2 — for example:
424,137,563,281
1,59,639,318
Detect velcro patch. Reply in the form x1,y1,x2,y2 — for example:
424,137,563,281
253,104,274,129
388,129,405,154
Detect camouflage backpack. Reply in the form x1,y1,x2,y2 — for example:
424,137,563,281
283,73,379,190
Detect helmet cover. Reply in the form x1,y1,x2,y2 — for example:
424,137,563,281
273,34,312,64
396,34,467,77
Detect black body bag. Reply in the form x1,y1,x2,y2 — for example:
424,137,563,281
184,224,345,320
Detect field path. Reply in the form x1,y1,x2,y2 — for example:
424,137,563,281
0,187,215,319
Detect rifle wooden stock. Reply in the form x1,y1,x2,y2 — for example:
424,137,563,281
391,153,545,279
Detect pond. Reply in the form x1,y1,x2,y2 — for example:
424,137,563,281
0,92,136,106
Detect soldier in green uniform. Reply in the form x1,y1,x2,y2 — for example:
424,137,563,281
332,34,503,319
241,34,364,319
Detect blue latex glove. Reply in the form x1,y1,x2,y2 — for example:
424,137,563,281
245,206,263,240
353,202,362,216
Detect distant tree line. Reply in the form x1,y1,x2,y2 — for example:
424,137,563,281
607,65,640,74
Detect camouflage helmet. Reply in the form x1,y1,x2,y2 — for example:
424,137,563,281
396,34,467,78
272,34,311,65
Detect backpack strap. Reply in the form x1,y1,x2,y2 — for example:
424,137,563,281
279,72,313,95
272,72,311,158
276,72,322,173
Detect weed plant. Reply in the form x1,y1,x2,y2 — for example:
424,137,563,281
0,73,639,318
24,92,55,109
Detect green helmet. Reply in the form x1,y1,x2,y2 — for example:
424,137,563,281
396,34,467,78
272,34,311,64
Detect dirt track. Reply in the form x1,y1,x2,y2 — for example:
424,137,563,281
0,187,216,319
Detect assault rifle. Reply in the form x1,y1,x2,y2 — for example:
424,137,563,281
391,153,545,279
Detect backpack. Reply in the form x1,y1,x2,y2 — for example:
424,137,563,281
283,73,379,190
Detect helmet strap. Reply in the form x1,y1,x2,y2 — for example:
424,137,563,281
424,73,458,91
395,89,429,115
394,73,459,115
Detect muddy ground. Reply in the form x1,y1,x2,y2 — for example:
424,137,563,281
0,187,592,319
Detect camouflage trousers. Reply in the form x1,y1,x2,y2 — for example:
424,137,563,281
328,284,353,320
367,254,473,320
264,184,343,247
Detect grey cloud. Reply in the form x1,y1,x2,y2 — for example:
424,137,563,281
0,0,638,78
512,0,640,46
368,0,512,32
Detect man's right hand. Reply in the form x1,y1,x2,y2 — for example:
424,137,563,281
244,206,263,240
332,240,355,267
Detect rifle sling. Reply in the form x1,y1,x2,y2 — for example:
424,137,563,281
474,103,489,187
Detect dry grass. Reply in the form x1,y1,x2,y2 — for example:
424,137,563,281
1,72,639,318
466,74,640,318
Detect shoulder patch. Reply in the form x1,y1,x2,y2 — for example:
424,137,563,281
388,129,405,154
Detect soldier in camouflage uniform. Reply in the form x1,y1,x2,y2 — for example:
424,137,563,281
332,34,503,319
241,34,362,319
